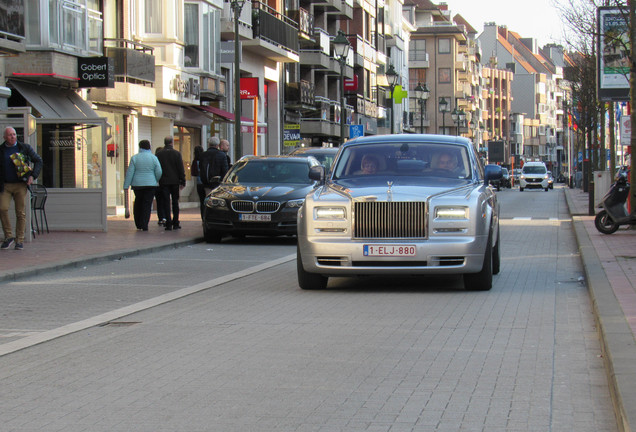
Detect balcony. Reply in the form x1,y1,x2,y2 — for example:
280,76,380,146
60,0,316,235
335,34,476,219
300,96,337,137
89,39,156,107
312,0,353,19
285,80,315,109
0,1,26,54
243,1,300,63
289,8,314,41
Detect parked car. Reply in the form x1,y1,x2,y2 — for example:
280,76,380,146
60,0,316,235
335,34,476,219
296,134,503,291
202,155,320,242
290,146,339,172
490,167,511,190
519,162,550,191
547,170,554,189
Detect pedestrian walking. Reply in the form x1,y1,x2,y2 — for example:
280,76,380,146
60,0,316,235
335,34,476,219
191,145,206,218
220,139,232,169
199,136,229,196
0,126,43,250
123,140,162,231
156,136,185,230
154,146,166,225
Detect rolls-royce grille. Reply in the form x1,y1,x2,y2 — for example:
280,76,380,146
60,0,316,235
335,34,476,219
256,201,280,213
354,201,427,238
231,200,254,213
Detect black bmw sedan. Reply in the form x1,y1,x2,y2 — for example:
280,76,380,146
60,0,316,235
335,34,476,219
202,155,320,242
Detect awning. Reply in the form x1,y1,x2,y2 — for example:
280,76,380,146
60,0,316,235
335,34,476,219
199,105,252,123
9,80,99,119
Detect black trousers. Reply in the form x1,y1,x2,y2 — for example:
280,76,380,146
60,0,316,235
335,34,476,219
196,183,206,218
160,184,180,226
155,187,165,221
132,187,156,230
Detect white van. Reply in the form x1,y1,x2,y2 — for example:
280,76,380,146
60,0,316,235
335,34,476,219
519,162,549,191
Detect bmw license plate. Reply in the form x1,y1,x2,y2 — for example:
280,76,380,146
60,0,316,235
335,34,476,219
240,214,271,222
363,244,416,257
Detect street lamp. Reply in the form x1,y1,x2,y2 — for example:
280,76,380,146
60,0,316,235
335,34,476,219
385,64,399,134
438,97,449,134
451,107,466,136
231,0,246,162
332,31,351,145
414,83,430,134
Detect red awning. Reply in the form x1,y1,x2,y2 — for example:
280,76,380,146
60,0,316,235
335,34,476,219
199,105,253,123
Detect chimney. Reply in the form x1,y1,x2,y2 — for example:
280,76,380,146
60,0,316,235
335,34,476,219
498,25,508,40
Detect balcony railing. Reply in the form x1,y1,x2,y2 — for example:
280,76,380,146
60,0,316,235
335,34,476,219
104,38,155,85
252,1,299,53
285,80,315,106
289,8,314,39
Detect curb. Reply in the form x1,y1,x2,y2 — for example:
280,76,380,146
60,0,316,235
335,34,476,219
565,189,636,432
0,237,203,283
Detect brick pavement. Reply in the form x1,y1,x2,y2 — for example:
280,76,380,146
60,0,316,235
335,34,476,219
563,186,636,432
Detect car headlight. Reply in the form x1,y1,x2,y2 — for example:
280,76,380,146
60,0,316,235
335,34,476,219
287,199,305,208
435,206,469,220
205,196,227,208
314,206,346,220
520,174,525,180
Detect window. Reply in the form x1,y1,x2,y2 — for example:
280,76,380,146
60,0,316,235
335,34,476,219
438,68,451,83
145,0,162,34
409,39,427,61
438,38,450,54
27,0,102,55
184,3,199,67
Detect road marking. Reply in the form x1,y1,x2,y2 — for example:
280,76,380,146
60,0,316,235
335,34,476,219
0,253,296,357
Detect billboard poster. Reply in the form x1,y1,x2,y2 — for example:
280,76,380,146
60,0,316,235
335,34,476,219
597,7,630,101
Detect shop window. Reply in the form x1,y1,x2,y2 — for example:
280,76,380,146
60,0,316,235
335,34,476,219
38,123,105,189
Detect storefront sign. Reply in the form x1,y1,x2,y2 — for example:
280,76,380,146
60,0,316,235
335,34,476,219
156,67,200,105
78,57,115,88
240,77,259,99
283,124,301,146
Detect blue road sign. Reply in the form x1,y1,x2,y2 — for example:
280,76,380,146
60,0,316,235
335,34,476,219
349,124,364,139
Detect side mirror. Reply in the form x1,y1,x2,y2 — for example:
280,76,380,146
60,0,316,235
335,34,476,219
484,165,503,182
309,165,325,184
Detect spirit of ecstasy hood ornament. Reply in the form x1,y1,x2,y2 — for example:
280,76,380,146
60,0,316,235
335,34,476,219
387,180,393,201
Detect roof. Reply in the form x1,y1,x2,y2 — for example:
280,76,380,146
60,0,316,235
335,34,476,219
453,14,477,34
342,134,473,148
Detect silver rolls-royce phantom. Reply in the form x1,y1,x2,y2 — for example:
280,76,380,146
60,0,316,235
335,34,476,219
296,134,503,291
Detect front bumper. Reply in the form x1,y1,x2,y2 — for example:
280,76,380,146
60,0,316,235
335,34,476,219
298,235,488,276
204,208,299,236
520,178,549,189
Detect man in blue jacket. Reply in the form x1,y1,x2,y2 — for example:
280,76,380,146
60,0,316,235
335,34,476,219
0,126,43,250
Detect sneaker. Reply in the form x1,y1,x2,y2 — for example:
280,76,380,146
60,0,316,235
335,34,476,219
14,242,23,250
1,238,14,250
158,219,166,226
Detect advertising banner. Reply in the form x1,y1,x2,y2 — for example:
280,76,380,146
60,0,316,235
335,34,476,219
597,7,630,101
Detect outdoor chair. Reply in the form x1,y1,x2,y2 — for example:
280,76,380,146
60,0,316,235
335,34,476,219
30,184,49,235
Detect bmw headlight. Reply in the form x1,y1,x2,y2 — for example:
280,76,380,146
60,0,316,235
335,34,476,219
314,206,346,220
205,196,227,208
287,199,305,208
435,206,469,220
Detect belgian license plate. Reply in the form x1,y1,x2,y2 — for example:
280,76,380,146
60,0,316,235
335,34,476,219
363,244,417,257
240,213,271,222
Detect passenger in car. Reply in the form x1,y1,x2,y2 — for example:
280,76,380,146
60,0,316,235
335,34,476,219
357,154,380,175
429,150,464,177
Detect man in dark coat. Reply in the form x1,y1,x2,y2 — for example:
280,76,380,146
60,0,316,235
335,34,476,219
0,126,43,250
199,136,229,195
156,136,185,230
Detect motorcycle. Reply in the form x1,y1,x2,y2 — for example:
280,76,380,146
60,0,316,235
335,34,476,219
594,174,636,234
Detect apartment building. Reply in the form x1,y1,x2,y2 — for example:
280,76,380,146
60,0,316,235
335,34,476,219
481,66,513,163
403,0,481,141
478,23,561,165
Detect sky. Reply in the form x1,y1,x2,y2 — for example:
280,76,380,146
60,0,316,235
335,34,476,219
445,0,567,48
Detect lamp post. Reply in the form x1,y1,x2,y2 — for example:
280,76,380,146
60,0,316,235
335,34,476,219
385,64,399,134
451,107,466,136
414,83,430,134
231,0,246,162
438,97,449,135
332,31,351,145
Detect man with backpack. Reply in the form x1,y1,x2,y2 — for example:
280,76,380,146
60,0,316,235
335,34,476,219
199,136,229,195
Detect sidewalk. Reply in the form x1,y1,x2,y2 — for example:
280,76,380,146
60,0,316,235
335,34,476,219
563,186,636,432
0,189,634,431
0,207,203,282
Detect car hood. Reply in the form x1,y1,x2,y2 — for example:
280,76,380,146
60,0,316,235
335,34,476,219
214,183,315,201
318,177,475,202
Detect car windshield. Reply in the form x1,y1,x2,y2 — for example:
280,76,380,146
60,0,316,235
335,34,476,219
332,142,471,180
226,160,312,184
523,166,546,174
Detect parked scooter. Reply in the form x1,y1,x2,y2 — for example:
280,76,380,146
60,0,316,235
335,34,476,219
594,173,636,234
